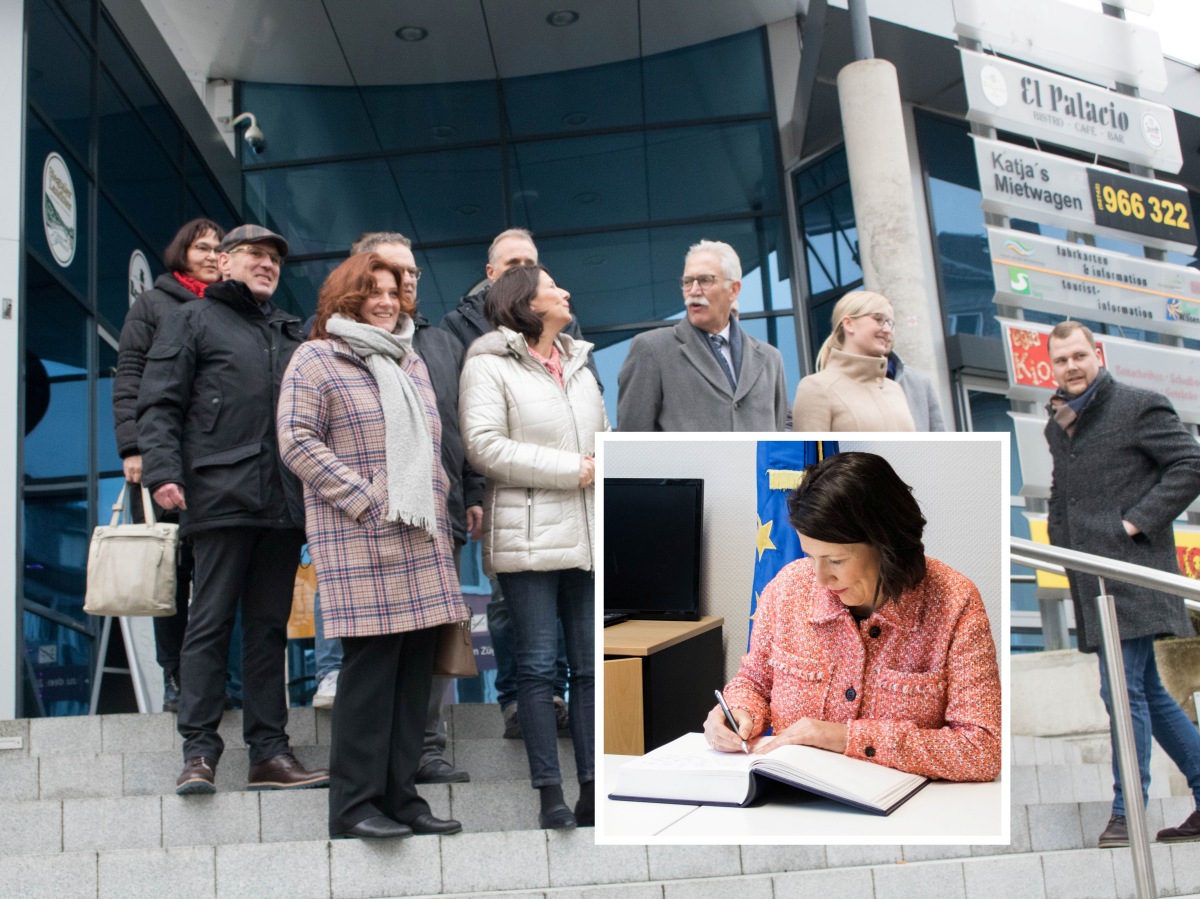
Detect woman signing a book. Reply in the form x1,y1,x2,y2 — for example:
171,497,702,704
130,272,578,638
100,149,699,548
703,452,1001,782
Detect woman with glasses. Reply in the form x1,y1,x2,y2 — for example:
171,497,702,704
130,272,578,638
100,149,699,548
459,264,608,829
792,290,915,432
112,217,225,712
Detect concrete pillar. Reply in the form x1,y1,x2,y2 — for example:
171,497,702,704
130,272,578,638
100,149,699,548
0,0,23,719
836,59,939,377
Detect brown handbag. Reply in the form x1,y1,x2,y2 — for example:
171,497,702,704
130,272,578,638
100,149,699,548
433,619,478,678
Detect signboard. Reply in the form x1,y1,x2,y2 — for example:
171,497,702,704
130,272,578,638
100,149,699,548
952,0,1167,93
128,250,152,308
989,227,1200,339
959,49,1182,174
1026,514,1200,590
42,153,77,268
998,317,1200,424
973,136,1197,254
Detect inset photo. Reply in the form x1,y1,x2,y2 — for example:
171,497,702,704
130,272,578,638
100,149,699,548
596,434,1009,844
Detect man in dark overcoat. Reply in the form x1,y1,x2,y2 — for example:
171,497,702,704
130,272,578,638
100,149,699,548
1045,320,1200,848
139,224,328,795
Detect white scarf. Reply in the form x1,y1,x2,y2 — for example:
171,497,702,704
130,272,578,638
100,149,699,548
326,313,438,542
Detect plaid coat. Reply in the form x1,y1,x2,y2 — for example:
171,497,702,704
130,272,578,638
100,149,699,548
277,337,466,638
723,557,1001,782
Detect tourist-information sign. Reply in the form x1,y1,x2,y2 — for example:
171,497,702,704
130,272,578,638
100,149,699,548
960,49,1182,174
988,226,1200,339
952,0,1167,92
973,136,1197,254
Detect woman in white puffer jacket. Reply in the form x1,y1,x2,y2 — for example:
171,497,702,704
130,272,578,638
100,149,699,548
459,264,609,831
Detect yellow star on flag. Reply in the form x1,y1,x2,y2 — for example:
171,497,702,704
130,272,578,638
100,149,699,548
750,593,760,621
755,516,776,561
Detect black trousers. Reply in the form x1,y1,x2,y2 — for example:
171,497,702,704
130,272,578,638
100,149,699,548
177,526,304,765
328,627,437,834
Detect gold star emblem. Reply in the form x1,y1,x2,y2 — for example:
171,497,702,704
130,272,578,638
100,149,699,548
755,516,776,561
750,593,760,620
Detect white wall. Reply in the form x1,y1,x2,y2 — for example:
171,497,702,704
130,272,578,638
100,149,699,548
601,435,1006,683
0,1,24,719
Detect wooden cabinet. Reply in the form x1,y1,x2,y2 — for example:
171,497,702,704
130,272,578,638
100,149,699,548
603,616,724,755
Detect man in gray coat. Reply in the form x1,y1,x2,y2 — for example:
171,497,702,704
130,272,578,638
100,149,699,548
616,240,787,431
1045,320,1200,848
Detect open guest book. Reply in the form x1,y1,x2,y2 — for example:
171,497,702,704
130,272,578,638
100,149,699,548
608,732,930,816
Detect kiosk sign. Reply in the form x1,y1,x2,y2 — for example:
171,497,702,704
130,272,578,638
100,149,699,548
974,136,1197,254
999,317,1200,424
960,49,1182,173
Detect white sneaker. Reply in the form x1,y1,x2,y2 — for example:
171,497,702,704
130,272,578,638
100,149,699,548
313,671,338,709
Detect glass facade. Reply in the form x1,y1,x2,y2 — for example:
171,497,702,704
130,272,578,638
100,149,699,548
19,0,240,716
240,29,801,426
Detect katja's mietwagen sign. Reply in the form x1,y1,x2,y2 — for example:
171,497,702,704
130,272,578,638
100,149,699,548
960,49,1182,174
988,226,1200,339
973,136,1197,255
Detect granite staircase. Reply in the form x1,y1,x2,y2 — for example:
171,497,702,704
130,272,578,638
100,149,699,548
2,711,1199,898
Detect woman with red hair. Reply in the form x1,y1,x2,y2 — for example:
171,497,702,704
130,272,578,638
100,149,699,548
278,253,468,840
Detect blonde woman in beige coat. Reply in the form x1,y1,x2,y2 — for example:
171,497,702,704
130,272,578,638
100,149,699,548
793,290,915,432
459,264,609,831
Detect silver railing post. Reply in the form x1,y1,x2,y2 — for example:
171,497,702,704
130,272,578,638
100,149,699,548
1094,576,1155,899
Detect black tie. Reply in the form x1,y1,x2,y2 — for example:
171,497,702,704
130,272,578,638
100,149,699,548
708,333,737,390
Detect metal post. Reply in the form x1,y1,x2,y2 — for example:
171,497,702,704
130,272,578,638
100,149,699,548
1095,576,1156,899
846,0,874,60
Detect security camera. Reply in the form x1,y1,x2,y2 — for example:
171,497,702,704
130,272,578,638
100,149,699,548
229,112,266,155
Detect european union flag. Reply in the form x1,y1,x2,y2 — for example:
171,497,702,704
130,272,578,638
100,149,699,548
749,440,837,645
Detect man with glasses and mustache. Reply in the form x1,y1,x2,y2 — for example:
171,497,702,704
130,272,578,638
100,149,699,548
617,239,787,431
139,224,329,796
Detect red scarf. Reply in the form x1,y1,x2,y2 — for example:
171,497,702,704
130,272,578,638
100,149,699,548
173,271,208,297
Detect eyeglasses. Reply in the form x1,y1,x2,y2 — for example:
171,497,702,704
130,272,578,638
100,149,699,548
190,242,220,257
679,274,729,291
396,265,423,281
856,312,895,331
229,245,282,266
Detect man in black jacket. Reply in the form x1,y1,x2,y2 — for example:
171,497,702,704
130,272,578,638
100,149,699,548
138,224,329,796
1045,320,1200,847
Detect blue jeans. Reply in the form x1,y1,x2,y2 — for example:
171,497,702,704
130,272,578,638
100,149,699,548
487,577,569,709
1098,635,1200,816
497,569,595,787
312,588,344,682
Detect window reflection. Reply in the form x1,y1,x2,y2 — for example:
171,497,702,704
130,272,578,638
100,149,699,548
24,611,93,717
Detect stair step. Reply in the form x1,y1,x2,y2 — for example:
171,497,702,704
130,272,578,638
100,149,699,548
3,839,1199,899
0,777,581,855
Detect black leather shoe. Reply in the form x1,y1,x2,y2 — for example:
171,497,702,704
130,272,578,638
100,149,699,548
539,803,577,830
332,815,413,840
409,813,462,835
416,758,470,784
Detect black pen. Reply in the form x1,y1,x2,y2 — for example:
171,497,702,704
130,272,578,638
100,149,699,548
714,689,749,753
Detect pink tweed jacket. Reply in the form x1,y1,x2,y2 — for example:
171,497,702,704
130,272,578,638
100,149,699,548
724,556,1001,782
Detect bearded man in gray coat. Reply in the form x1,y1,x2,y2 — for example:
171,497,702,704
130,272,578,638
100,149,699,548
1044,320,1200,849
616,240,787,432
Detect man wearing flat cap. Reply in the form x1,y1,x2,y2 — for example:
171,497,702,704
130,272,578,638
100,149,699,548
139,224,328,795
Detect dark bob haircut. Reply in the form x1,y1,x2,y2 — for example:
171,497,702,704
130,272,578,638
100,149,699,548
310,253,415,339
484,264,551,341
786,452,927,601
162,218,225,274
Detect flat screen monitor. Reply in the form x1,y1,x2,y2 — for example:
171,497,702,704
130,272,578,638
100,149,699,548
603,478,703,620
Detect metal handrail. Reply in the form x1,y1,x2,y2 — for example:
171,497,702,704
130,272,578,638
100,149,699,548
1010,536,1200,899
1012,537,1200,610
